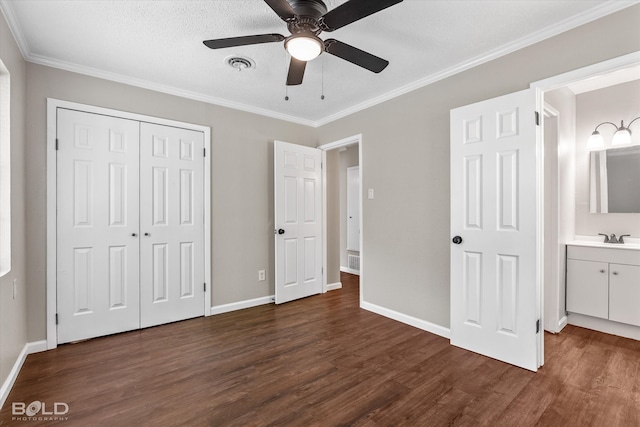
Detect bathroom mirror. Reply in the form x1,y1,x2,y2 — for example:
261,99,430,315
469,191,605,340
590,145,640,213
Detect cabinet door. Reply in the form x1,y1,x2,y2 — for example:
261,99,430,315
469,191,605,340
566,259,609,319
609,264,640,326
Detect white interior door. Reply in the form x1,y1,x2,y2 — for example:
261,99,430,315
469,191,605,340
274,140,323,304
139,123,205,327
450,88,540,371
347,166,360,252
56,109,141,344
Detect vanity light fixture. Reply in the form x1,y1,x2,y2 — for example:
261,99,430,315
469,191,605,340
588,116,640,149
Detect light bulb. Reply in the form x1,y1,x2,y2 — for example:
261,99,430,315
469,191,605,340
611,127,632,146
286,35,322,62
587,131,604,150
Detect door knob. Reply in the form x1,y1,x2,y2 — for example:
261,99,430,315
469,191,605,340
131,233,137,237
452,236,463,244
278,229,285,235
144,233,150,236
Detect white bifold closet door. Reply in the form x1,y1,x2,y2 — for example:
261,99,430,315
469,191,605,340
139,123,204,328
56,109,204,344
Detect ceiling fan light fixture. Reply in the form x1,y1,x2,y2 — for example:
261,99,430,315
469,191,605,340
285,34,323,61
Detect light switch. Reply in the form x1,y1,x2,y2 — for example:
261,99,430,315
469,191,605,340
368,188,374,199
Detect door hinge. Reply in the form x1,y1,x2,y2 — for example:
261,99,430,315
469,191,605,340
204,283,206,292
55,138,59,150
55,313,59,325
535,111,540,126
203,148,206,157
536,319,540,334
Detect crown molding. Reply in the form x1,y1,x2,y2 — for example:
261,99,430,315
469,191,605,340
26,53,317,127
0,0,30,60
2,0,637,128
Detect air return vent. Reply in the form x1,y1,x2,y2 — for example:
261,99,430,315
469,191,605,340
348,254,360,271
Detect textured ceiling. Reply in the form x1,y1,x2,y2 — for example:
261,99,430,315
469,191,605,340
2,0,636,125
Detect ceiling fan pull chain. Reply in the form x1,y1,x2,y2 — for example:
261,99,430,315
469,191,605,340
284,53,290,101
321,55,325,100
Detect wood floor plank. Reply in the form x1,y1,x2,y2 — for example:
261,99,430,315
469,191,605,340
2,272,640,426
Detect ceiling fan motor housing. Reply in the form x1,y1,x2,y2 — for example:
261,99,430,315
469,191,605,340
288,0,327,19
286,0,328,35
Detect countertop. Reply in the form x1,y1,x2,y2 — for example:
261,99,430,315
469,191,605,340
567,237,640,251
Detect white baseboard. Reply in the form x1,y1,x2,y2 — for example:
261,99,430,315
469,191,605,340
211,295,274,315
558,315,568,332
340,266,360,276
1,340,47,410
326,282,342,291
360,301,451,339
568,313,640,341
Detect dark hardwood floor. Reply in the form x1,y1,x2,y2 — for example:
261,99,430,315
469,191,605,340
2,272,639,426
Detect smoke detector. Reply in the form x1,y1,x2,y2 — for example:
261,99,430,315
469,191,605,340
226,56,255,71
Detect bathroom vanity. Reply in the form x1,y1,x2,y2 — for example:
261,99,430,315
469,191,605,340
566,241,640,332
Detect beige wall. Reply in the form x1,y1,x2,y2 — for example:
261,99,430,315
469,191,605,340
24,64,316,341
0,10,27,394
316,6,640,328
575,80,640,237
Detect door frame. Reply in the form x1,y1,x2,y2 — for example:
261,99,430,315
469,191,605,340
542,101,562,336
318,134,363,303
46,98,212,350
529,51,640,363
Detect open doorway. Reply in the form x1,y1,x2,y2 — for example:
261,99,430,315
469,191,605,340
538,55,640,350
320,135,362,298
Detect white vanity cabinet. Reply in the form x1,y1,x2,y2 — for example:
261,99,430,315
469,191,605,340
609,263,640,326
566,258,609,319
566,245,640,327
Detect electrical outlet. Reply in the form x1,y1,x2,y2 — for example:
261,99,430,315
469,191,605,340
368,188,374,199
258,270,266,281
13,278,17,300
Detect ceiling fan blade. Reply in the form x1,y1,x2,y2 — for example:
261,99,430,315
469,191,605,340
264,0,296,21
324,39,389,73
203,34,285,50
320,0,403,32
286,57,307,86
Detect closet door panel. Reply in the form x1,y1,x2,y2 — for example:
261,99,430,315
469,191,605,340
56,109,141,344
139,123,205,327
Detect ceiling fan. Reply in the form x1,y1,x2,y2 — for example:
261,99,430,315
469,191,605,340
203,0,403,85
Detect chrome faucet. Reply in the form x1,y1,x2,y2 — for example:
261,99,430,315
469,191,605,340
598,233,630,244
